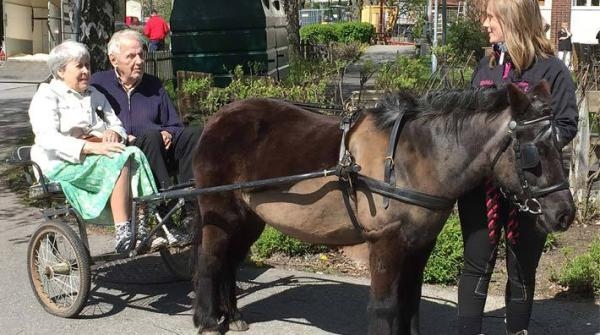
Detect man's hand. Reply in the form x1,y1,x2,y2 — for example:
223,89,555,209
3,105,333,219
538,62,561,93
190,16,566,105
160,130,172,150
102,129,121,143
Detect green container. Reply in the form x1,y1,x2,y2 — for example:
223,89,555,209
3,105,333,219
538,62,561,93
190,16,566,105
171,0,289,86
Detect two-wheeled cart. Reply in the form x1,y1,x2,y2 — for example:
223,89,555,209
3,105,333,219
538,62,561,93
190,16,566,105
8,146,196,317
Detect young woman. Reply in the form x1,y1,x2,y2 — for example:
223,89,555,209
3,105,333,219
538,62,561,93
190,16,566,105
457,0,578,334
28,40,159,253
557,22,573,68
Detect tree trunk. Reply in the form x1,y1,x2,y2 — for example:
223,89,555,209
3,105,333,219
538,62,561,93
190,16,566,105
79,0,115,72
352,0,364,21
283,0,301,60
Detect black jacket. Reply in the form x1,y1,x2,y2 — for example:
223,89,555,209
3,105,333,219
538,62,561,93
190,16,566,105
471,53,578,144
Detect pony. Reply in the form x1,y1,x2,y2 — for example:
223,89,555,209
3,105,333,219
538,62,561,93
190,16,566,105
190,81,575,334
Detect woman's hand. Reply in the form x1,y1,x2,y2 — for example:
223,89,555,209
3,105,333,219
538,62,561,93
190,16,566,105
82,141,125,157
102,129,121,143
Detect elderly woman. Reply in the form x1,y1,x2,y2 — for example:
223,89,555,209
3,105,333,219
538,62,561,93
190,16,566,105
28,40,158,253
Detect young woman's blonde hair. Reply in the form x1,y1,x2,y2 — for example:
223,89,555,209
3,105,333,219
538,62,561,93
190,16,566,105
488,0,554,74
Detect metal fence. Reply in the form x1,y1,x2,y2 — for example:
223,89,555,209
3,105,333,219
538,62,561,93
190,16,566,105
144,50,173,81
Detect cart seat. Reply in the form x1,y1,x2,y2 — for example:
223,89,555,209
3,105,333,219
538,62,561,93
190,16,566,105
7,146,63,199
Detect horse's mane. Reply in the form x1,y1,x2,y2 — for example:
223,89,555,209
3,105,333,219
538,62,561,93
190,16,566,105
368,87,509,134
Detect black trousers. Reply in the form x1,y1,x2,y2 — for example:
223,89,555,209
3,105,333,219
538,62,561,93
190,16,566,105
131,127,201,190
457,184,547,335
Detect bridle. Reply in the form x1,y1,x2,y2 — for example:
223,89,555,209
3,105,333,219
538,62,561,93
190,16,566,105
490,114,570,214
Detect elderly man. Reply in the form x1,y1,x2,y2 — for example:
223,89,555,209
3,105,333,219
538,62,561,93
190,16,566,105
91,29,200,238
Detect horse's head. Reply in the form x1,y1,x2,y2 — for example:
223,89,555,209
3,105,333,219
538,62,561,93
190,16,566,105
491,81,575,232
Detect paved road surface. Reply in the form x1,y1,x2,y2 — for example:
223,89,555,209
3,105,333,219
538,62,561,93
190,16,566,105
0,58,598,335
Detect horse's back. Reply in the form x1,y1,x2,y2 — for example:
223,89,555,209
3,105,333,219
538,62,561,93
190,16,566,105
194,98,341,186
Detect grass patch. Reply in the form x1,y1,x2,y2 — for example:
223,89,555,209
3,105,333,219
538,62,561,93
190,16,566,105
424,215,464,285
551,238,600,297
250,226,329,261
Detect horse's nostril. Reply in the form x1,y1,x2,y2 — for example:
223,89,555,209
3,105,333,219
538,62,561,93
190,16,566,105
557,213,571,231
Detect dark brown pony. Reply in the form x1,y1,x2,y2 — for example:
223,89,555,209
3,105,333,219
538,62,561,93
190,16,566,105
191,82,575,334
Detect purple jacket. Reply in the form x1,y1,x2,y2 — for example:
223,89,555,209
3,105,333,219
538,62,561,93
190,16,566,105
90,70,183,139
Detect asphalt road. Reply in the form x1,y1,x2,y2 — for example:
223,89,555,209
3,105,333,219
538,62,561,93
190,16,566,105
0,59,599,335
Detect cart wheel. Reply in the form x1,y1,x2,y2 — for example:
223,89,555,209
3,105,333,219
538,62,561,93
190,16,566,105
27,220,91,318
160,245,193,281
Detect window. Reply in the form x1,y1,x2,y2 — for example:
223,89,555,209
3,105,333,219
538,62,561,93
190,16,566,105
573,0,600,5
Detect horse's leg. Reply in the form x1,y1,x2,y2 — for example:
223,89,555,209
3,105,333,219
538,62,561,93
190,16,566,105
193,199,242,334
367,234,435,335
402,244,436,335
223,208,265,332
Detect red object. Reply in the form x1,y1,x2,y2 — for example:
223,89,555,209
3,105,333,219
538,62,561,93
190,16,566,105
485,178,519,244
485,178,501,243
125,16,140,26
144,14,170,41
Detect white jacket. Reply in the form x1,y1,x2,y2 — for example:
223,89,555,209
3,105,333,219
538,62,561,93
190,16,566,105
28,79,127,175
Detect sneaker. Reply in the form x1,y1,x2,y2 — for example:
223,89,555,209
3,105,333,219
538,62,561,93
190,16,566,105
115,223,133,253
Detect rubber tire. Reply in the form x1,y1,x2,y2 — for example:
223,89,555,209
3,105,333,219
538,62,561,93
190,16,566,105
27,220,91,318
160,246,193,281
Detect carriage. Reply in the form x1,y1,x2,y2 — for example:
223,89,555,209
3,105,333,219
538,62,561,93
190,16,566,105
8,81,575,334
7,145,196,318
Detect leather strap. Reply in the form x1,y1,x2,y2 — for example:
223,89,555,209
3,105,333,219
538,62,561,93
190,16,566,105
357,174,454,210
383,110,407,209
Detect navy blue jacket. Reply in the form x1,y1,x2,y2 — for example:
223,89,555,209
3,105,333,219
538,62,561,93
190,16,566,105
90,70,184,140
471,52,578,144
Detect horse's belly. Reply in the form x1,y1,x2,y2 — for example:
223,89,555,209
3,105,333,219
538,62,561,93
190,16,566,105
243,177,363,245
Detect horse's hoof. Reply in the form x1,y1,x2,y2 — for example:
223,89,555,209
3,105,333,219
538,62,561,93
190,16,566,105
197,330,221,335
228,319,249,332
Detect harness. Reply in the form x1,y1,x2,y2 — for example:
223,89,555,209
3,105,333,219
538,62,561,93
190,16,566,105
335,110,454,232
490,114,570,214
336,108,570,232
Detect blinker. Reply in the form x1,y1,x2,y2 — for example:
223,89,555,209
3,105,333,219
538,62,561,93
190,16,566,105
508,120,517,130
520,143,540,169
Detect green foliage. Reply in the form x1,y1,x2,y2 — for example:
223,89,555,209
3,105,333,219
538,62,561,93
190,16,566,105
551,238,600,296
423,215,464,284
375,55,431,91
334,22,376,44
300,22,375,44
181,56,349,123
544,232,557,252
251,226,329,259
163,79,176,103
180,76,212,96
446,18,488,63
300,24,339,43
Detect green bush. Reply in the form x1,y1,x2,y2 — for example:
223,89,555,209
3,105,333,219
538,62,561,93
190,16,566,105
446,18,488,63
334,22,376,44
300,22,375,44
551,238,600,296
251,226,329,259
375,55,431,91
180,76,212,96
423,215,464,284
300,24,339,43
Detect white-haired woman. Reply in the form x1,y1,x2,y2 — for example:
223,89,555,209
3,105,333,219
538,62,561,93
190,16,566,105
28,40,158,253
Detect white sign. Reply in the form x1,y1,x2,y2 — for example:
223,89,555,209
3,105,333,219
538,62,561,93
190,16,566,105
126,0,142,20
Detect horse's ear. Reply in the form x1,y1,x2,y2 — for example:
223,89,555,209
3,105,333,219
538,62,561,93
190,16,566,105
530,80,551,101
506,83,529,116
